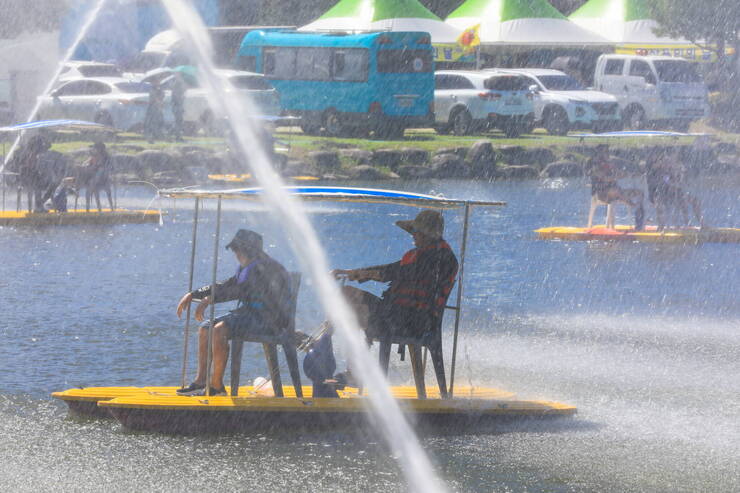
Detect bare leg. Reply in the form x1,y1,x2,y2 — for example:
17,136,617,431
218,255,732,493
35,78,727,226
85,190,91,212
104,185,114,211
192,326,209,385
686,194,704,227
209,322,230,389
94,190,102,212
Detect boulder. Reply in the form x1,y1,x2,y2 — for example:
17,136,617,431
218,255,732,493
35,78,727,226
371,149,404,169
434,146,469,159
348,165,397,180
430,153,470,179
714,142,736,155
110,153,142,174
496,165,539,179
497,145,526,164
397,165,434,179
399,147,429,166
340,149,373,165
283,160,314,177
467,140,499,179
540,160,584,178
308,151,340,171
137,150,176,172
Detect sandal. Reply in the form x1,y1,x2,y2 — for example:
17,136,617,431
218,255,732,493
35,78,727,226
176,382,205,394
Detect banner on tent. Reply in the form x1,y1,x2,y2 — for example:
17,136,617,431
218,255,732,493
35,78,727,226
616,44,735,63
433,44,476,63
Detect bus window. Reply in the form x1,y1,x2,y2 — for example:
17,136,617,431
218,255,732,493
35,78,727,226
237,55,256,72
332,49,368,82
264,47,296,79
377,49,432,74
295,47,332,81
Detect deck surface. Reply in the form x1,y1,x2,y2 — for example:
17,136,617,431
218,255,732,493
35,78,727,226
0,209,161,226
535,225,740,243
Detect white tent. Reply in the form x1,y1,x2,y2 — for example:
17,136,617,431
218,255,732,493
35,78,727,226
299,0,462,44
446,0,611,47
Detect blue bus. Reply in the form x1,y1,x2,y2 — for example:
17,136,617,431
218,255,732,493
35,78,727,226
236,30,434,138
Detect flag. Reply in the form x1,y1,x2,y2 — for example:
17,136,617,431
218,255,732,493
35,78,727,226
457,24,480,54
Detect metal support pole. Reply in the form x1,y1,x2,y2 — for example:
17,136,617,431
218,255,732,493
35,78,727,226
180,197,200,388
449,202,471,398
205,196,222,397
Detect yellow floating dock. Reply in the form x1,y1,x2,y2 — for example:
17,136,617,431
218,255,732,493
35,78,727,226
0,209,161,226
535,225,740,244
53,385,575,434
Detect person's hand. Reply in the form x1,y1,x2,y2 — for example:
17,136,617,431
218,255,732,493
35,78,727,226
194,297,211,322
176,292,193,318
331,269,350,280
349,269,380,282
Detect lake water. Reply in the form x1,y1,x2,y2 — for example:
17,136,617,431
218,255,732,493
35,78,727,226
1,175,738,492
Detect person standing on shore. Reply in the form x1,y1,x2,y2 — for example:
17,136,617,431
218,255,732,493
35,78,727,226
170,73,186,142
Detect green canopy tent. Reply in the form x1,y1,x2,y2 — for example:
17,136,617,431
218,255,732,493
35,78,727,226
445,0,612,48
299,0,468,62
569,0,712,62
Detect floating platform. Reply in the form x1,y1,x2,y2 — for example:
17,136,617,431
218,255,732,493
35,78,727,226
535,225,740,244
53,385,575,434
0,209,161,226
207,173,319,184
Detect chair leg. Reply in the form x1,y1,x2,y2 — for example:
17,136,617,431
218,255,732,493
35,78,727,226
230,339,244,396
262,343,284,397
408,344,426,399
378,339,392,375
282,343,303,398
429,341,448,398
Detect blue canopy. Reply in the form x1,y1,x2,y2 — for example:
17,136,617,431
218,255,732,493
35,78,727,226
159,186,505,208
0,119,112,132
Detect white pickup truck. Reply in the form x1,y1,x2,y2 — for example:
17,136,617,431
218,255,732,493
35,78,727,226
593,54,709,131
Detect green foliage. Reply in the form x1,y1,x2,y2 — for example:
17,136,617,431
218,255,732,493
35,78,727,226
0,0,70,38
649,0,740,53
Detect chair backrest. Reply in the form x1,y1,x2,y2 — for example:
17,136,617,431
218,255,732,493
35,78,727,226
284,271,301,332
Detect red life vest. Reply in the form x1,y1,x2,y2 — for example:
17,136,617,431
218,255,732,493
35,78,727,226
388,240,457,317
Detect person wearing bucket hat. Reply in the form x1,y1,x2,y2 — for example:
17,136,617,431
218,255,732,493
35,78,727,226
587,144,645,230
331,209,458,340
176,229,291,396
79,141,114,212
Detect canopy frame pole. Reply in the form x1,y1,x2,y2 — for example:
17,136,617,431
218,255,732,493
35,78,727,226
180,197,200,389
449,202,471,398
205,196,222,397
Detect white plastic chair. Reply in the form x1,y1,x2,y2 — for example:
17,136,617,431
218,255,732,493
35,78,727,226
587,194,615,229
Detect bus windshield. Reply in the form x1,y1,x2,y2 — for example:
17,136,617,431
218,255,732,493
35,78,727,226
653,60,702,83
377,49,432,74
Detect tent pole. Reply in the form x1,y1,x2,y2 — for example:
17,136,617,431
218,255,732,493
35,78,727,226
205,195,222,397
180,197,200,389
475,46,481,70
449,202,470,398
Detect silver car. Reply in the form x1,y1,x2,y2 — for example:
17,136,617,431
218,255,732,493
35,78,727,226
37,77,150,131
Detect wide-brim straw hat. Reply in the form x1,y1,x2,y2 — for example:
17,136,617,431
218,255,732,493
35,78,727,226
396,209,444,240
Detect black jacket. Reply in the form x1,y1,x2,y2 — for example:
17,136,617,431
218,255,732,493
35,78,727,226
191,253,291,329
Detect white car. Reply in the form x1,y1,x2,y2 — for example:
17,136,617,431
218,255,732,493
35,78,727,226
58,61,123,84
491,68,622,135
147,69,281,135
37,77,150,131
434,70,534,137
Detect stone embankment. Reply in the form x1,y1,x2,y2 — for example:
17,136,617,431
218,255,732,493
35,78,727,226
64,140,739,186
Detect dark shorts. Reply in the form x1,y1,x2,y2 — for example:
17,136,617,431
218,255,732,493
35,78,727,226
359,291,433,340
200,309,271,339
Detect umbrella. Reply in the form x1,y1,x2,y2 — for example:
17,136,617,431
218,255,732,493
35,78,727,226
172,65,198,85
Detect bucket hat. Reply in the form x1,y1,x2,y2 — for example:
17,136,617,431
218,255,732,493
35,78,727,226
396,210,444,240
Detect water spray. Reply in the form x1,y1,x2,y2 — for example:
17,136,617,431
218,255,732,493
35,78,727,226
160,1,444,491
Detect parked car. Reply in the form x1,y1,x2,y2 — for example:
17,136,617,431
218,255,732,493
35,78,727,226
58,61,123,84
491,68,621,135
143,69,281,135
593,54,709,131
37,77,150,131
434,70,534,137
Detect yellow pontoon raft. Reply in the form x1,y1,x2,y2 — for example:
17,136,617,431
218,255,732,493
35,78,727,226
53,186,577,434
0,208,161,226
536,225,740,243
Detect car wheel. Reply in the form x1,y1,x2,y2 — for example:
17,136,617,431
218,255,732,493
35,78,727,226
373,120,404,140
623,105,646,130
322,109,343,137
300,120,322,135
503,118,523,138
450,108,473,136
543,107,569,136
435,124,452,135
94,110,114,127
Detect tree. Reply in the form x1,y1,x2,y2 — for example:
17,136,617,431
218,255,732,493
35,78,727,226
649,0,739,66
